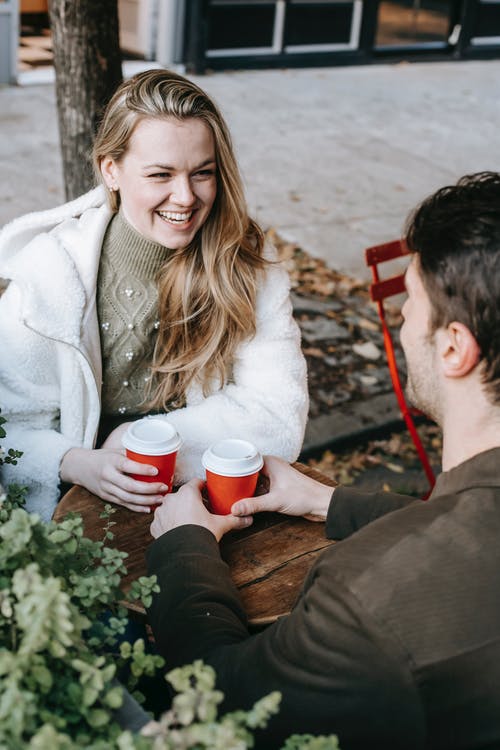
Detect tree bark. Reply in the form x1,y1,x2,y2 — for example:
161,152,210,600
48,0,123,200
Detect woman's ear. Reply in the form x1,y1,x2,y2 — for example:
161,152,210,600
100,156,118,191
440,322,480,378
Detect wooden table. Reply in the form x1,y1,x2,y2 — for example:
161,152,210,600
52,464,336,628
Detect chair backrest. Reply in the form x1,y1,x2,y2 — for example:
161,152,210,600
364,238,436,495
365,238,409,302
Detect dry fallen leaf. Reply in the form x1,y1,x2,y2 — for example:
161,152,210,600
303,347,325,358
386,462,405,474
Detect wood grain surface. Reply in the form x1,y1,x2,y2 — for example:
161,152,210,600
53,463,337,626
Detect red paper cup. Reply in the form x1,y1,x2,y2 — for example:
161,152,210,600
205,469,260,515
122,418,182,508
202,439,263,515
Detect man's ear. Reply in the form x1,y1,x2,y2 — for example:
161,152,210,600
440,322,480,378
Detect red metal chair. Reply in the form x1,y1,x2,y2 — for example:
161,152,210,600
365,239,436,495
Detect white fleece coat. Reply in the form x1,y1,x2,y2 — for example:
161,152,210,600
0,187,308,521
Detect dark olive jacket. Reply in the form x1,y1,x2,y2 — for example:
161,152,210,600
146,448,500,750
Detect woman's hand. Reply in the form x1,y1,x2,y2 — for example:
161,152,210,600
60,447,169,513
231,455,334,522
100,422,131,450
150,478,252,542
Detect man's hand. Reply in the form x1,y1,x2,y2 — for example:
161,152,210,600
150,478,253,542
60,447,169,513
231,455,334,522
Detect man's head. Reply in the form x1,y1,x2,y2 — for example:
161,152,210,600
402,171,500,417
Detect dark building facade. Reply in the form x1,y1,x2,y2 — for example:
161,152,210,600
180,1,500,73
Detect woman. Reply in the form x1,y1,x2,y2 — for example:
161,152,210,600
0,69,308,521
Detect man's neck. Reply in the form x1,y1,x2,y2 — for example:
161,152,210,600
441,398,500,472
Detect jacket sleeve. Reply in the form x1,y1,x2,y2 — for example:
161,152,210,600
326,485,418,540
0,283,80,522
161,259,309,484
146,526,424,750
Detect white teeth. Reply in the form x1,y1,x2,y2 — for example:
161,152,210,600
158,210,192,223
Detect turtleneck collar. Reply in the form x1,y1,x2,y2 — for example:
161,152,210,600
104,209,171,278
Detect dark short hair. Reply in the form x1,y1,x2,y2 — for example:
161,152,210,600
405,171,500,402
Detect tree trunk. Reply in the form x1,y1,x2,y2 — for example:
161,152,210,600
48,0,123,200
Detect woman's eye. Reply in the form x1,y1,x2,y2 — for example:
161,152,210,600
149,172,170,179
194,169,215,179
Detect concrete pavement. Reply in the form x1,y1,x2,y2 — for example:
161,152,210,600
2,59,500,280
2,59,500,456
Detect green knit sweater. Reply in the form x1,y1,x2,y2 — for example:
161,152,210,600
97,211,170,416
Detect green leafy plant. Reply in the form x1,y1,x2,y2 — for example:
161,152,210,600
140,659,282,749
0,410,340,749
0,435,161,746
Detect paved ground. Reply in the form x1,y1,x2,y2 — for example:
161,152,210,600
2,59,500,279
1,59,500,458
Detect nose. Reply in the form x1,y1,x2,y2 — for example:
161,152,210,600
170,175,195,207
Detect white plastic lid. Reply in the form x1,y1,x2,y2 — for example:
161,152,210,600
122,417,181,455
202,439,263,477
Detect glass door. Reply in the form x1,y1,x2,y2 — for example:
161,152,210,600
460,0,500,51
375,0,459,49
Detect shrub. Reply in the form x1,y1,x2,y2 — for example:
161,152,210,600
0,410,340,749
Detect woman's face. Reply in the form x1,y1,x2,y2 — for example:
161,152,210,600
101,116,217,248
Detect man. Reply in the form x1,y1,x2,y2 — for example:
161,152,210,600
146,172,500,749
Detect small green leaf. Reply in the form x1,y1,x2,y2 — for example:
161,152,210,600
104,686,123,709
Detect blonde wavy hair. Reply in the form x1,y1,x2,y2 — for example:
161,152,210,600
93,69,266,409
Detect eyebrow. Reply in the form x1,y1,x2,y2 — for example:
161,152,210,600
143,158,216,170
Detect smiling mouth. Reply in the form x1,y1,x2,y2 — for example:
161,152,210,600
157,210,194,225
